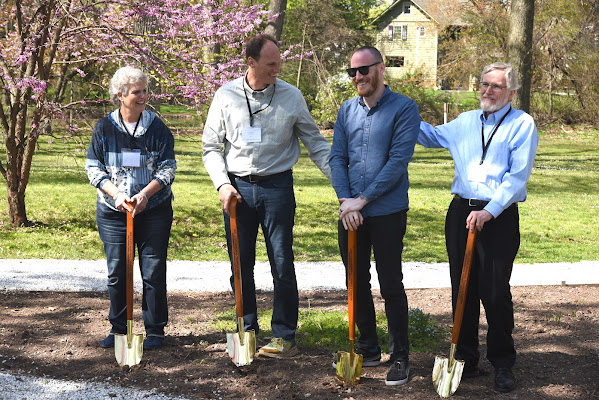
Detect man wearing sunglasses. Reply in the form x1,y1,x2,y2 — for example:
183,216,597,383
417,62,538,393
329,46,420,386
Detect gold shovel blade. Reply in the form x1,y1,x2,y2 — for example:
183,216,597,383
336,351,363,385
114,333,144,367
226,330,256,367
432,356,464,398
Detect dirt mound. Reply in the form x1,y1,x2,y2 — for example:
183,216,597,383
1,286,597,399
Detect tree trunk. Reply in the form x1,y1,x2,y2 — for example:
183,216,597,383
507,0,535,113
264,0,288,40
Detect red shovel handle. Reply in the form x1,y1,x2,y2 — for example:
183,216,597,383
348,229,358,343
229,198,244,321
125,201,135,321
451,229,477,345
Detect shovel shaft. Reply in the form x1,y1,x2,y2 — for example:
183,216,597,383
125,201,134,321
348,229,357,344
451,229,477,345
229,198,244,323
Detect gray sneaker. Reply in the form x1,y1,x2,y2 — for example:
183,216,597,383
332,346,381,368
385,359,409,386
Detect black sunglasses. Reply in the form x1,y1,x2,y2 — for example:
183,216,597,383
346,62,381,77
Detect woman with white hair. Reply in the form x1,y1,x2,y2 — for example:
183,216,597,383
86,66,177,350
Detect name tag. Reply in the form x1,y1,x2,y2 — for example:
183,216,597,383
242,126,262,143
122,148,141,167
468,163,488,183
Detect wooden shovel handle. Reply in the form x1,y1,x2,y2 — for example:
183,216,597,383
229,198,244,321
451,229,477,345
125,201,135,321
348,229,358,343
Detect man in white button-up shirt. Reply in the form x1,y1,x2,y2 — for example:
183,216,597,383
419,62,538,393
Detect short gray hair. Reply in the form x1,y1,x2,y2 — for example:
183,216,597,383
109,66,148,106
481,62,520,91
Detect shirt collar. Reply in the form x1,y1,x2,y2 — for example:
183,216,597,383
109,109,155,136
480,102,512,124
241,75,276,96
358,85,391,108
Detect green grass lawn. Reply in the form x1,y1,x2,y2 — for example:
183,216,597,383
0,122,597,264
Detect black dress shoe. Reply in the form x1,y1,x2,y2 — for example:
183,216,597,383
494,367,515,393
462,363,479,379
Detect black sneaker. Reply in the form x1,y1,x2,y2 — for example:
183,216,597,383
332,346,381,368
385,359,409,386
357,346,381,367
494,367,515,393
462,362,480,379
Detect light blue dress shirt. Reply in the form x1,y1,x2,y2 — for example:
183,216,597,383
329,86,420,218
418,102,538,218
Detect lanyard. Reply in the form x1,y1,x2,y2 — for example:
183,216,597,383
480,107,511,165
119,111,142,148
243,78,275,127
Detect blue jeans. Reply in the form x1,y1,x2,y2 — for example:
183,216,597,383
224,171,298,341
337,210,410,362
96,199,173,337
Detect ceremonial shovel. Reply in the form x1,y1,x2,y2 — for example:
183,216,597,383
226,197,256,366
114,201,144,367
432,229,477,397
336,229,363,384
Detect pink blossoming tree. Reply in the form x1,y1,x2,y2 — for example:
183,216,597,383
1,0,268,226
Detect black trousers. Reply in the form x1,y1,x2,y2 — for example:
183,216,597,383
445,198,519,369
337,210,409,362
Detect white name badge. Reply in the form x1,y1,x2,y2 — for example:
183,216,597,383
122,148,142,167
468,163,488,183
242,126,262,143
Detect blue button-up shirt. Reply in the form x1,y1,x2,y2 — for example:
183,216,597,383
329,86,420,218
418,102,538,217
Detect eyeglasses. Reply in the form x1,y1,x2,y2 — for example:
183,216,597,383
346,62,381,78
480,82,507,92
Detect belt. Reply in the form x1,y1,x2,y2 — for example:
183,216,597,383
454,195,489,207
230,169,292,183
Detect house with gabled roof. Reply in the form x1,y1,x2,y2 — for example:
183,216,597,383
372,0,471,89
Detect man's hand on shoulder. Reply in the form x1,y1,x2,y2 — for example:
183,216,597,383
218,183,242,215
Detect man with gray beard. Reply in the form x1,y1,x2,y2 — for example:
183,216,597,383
418,62,538,393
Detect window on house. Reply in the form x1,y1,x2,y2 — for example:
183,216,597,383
404,3,411,14
419,27,425,37
388,25,408,41
386,56,405,68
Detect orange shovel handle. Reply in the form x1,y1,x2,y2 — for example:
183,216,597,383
348,229,358,343
125,201,135,321
451,229,477,345
229,198,244,321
